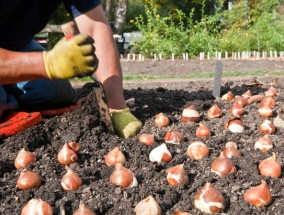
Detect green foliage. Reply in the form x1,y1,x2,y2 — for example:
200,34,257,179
130,0,284,57
131,2,219,58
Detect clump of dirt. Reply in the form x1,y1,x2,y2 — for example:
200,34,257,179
0,77,284,214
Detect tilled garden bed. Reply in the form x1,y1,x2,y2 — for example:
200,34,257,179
0,77,283,214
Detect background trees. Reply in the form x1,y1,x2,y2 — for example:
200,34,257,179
47,0,284,57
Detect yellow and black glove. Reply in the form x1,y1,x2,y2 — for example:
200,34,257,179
43,34,98,79
110,108,142,139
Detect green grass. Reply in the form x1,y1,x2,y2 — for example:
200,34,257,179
71,70,284,82
123,70,284,80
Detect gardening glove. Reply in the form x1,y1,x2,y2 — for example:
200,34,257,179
43,34,98,79
110,108,143,139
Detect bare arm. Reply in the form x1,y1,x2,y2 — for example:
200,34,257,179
0,48,47,84
74,4,127,110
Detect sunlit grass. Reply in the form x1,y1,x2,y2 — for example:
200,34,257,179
71,70,284,82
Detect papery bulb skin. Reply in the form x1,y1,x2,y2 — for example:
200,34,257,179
110,163,138,188
261,96,275,108
258,104,273,118
14,148,36,170
187,141,209,160
211,153,237,176
244,180,272,207
67,142,80,153
21,198,53,215
242,90,252,99
224,119,244,133
196,123,211,138
248,95,264,104
181,105,200,123
164,130,184,144
165,164,189,187
149,143,172,163
73,203,96,215
57,143,78,165
264,86,277,97
223,142,240,158
16,170,42,190
139,133,155,146
234,96,248,107
254,135,273,152
208,104,222,119
194,182,225,214
135,196,161,215
104,147,126,166
230,102,245,117
61,166,82,191
221,91,234,101
155,113,170,127
259,120,275,134
259,153,281,178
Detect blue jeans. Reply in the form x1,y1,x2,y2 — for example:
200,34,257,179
0,40,75,116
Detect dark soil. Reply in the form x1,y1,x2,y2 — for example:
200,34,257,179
1,60,284,214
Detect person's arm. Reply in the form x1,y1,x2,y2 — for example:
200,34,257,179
74,4,126,110
0,34,97,84
74,4,143,138
0,48,47,84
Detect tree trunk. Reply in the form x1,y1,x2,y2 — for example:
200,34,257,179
113,0,128,35
104,0,114,21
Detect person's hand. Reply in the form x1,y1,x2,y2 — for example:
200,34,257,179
110,108,142,139
43,34,98,79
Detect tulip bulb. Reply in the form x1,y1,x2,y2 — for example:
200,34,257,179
149,143,172,163
135,196,161,215
264,86,277,97
194,182,225,214
57,143,78,165
67,142,80,153
110,163,138,188
234,96,248,107
14,148,36,170
223,142,240,158
21,198,53,215
254,135,273,152
221,91,234,101
104,147,126,166
242,90,252,99
243,180,272,207
258,104,273,117
139,133,155,146
165,164,189,187
155,113,170,127
208,104,222,119
73,203,96,215
211,152,237,176
261,96,275,108
230,102,245,117
164,130,184,144
224,118,244,133
187,141,209,160
181,105,200,123
248,95,264,104
259,119,275,134
259,153,281,178
16,170,42,190
172,212,189,215
61,166,82,191
196,123,211,138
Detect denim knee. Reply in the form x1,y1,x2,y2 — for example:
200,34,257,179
5,79,76,110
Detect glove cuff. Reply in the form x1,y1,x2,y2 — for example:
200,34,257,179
42,51,53,79
109,108,130,114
